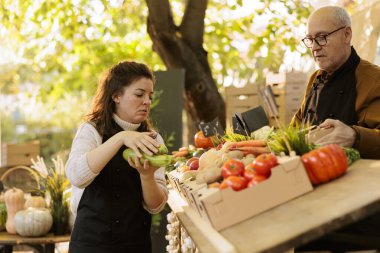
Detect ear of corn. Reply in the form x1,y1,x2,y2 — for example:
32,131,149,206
123,148,172,167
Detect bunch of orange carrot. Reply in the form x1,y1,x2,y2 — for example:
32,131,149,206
226,139,269,156
172,147,190,158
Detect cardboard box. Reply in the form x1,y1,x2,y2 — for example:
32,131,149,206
192,156,313,230
182,180,207,212
167,170,187,200
1,141,40,167
167,170,207,210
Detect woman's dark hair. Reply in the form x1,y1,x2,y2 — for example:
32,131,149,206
86,61,156,136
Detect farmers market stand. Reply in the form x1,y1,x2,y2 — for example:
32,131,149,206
167,159,380,253
0,232,70,253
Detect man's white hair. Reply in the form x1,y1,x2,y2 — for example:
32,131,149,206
333,6,352,27
310,6,352,27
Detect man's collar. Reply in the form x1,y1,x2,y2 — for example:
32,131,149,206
316,69,330,81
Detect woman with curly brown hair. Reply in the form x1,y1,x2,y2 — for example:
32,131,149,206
66,61,168,253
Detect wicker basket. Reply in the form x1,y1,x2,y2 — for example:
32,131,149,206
0,166,40,192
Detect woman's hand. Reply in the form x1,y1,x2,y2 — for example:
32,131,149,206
127,156,160,179
122,131,160,157
129,156,167,211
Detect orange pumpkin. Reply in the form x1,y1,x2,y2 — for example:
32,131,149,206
194,131,214,149
301,144,348,185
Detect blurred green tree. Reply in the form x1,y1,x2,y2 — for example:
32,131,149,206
0,0,314,154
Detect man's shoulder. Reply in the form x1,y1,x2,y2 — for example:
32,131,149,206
356,59,380,85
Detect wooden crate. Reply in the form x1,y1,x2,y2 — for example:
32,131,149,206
266,71,307,86
225,85,261,128
266,71,308,126
266,71,307,96
274,105,300,127
1,141,40,167
268,93,303,126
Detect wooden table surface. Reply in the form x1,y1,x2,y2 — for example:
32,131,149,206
168,159,380,253
0,232,70,253
0,232,70,244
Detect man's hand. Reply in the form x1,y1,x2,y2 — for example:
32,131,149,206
312,119,356,147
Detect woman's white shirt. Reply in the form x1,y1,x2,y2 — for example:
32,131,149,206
66,120,168,216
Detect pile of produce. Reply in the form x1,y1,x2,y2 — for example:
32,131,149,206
166,125,361,191
0,187,52,237
216,153,278,191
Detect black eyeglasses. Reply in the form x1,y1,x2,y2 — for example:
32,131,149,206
302,26,346,48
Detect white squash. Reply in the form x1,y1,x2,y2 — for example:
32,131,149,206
14,207,53,237
198,149,223,170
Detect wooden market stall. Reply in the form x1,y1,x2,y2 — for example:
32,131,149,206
167,159,380,253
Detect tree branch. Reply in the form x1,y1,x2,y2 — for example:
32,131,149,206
145,0,175,33
180,0,207,49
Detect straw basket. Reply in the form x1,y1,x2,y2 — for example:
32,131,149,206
0,166,40,192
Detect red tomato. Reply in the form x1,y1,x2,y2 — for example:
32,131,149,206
244,163,270,181
220,176,248,191
247,174,268,187
221,159,245,178
185,157,199,166
194,131,214,149
252,153,278,176
189,160,199,170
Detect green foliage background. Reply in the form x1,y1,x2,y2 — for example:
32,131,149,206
0,0,313,158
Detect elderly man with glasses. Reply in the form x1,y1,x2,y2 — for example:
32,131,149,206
291,5,380,160
294,5,380,252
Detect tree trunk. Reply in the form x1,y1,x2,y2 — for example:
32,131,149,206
145,0,226,143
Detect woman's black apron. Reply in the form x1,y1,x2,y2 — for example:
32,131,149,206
69,129,152,253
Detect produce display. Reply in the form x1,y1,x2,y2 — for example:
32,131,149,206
165,125,362,228
0,187,52,237
168,125,360,190
165,125,362,231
